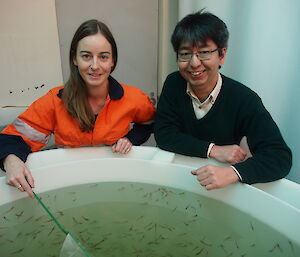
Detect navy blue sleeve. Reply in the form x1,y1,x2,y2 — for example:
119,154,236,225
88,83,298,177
232,92,292,184
124,123,154,145
0,134,32,171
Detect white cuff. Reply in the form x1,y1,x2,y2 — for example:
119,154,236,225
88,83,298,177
207,143,215,158
231,166,242,182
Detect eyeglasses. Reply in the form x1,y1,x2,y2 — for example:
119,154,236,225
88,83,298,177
177,48,219,62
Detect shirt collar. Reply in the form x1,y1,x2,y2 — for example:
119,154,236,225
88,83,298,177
57,75,124,100
186,73,222,105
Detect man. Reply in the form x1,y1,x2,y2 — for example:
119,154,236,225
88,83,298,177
154,10,292,190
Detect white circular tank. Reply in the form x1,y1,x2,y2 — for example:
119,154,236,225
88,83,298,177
0,146,299,256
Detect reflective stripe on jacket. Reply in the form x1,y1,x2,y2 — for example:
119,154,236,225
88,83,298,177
1,77,155,152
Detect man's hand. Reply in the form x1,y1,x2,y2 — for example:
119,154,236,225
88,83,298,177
112,138,132,154
209,145,247,164
191,165,239,190
4,154,35,198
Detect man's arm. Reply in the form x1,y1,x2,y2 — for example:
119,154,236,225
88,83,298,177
230,94,292,184
193,94,292,188
209,144,247,164
191,165,239,190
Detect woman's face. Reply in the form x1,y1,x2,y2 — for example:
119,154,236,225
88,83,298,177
73,33,114,93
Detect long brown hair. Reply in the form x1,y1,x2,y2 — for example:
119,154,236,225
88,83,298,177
63,19,118,132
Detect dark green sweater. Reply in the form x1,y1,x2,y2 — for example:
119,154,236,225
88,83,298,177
154,71,292,184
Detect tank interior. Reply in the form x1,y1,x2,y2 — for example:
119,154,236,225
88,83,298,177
1,181,299,257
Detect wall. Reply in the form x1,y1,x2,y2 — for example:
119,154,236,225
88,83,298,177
178,0,300,183
0,0,63,106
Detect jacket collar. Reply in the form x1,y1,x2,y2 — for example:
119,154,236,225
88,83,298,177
57,76,124,100
108,76,124,100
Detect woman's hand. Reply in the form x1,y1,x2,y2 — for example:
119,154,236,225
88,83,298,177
4,154,35,198
112,138,132,154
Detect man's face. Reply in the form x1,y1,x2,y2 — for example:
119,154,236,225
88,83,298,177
177,40,226,92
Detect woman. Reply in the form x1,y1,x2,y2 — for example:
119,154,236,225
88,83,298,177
0,20,155,198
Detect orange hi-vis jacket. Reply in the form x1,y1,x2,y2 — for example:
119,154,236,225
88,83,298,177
2,77,155,152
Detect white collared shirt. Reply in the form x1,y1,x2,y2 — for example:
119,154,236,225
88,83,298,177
186,73,222,120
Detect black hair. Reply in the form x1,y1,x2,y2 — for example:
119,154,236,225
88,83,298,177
171,9,229,56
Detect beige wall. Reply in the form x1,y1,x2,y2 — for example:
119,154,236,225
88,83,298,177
0,0,63,106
